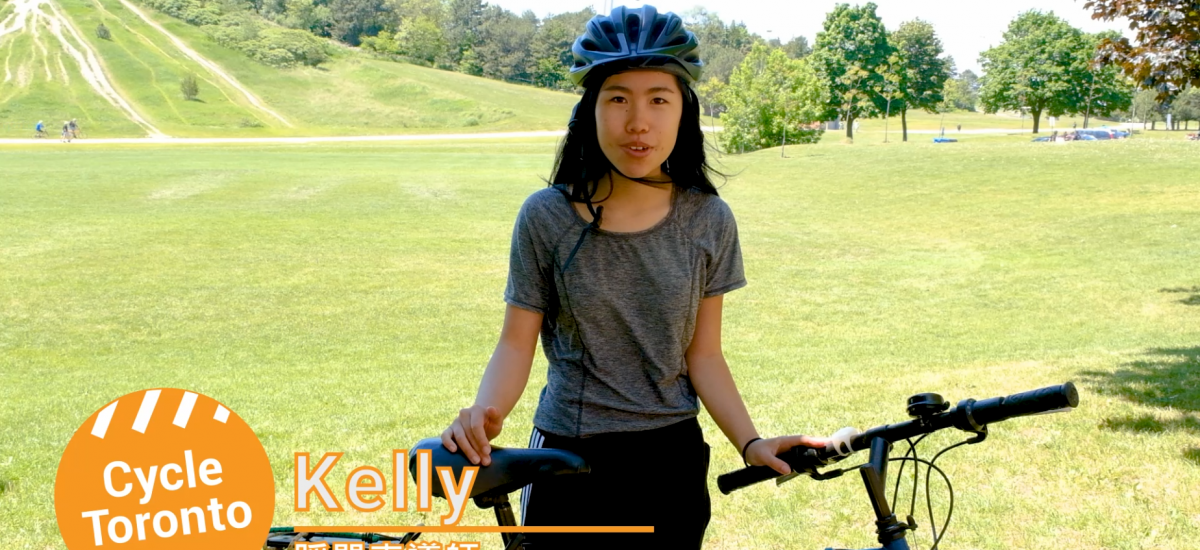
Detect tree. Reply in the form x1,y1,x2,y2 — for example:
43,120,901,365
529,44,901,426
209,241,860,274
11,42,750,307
978,11,1087,134
443,0,484,69
684,8,755,53
812,3,892,139
180,74,200,100
889,19,951,141
395,15,445,65
1173,87,1200,130
1130,89,1164,128
781,36,810,59
529,8,593,90
698,45,746,86
473,6,536,84
1069,31,1133,128
386,0,444,23
941,67,981,112
280,0,333,37
960,69,980,96
695,77,726,120
683,8,755,85
718,43,827,153
329,0,385,45
1083,0,1200,101
96,23,112,40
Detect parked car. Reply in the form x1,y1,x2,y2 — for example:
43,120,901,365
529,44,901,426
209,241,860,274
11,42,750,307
1077,129,1113,140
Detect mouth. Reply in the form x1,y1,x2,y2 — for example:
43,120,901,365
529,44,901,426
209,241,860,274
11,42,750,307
621,144,653,158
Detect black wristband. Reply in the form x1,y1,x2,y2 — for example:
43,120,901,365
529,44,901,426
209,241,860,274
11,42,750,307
741,437,763,467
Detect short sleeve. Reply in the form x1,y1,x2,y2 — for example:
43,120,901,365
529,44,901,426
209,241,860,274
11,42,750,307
504,199,553,314
703,200,747,298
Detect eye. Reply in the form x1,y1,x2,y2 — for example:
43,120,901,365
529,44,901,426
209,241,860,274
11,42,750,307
610,96,627,103
652,97,668,104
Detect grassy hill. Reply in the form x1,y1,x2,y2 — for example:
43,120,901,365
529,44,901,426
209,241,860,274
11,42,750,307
0,0,580,138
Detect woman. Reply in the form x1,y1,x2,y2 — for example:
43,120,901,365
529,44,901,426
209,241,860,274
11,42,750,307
441,6,826,548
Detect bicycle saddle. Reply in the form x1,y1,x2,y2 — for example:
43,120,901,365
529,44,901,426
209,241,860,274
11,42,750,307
409,438,590,501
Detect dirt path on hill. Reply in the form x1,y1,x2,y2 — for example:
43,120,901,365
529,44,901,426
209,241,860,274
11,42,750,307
112,0,291,127
1,0,166,137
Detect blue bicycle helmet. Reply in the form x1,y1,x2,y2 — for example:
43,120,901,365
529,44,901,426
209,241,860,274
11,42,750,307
569,5,703,87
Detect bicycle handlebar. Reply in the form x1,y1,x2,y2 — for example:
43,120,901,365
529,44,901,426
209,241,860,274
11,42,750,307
717,382,1078,495
967,382,1078,425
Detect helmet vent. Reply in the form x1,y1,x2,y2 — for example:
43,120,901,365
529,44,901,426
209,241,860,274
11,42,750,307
650,20,667,42
599,21,618,48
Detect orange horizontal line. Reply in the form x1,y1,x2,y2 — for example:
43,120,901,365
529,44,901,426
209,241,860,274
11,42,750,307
294,526,654,533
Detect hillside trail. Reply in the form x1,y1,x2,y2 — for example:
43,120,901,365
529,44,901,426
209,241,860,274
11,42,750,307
109,0,291,127
2,0,292,137
1,0,166,137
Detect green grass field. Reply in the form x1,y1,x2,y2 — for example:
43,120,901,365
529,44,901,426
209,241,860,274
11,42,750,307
1,138,1198,549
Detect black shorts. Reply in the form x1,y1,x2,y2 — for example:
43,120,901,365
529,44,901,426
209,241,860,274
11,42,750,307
520,417,712,549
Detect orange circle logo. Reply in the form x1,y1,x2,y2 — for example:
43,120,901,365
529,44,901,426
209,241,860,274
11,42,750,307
55,389,274,549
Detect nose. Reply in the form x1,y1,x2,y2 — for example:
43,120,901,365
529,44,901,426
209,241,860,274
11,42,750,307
625,102,649,135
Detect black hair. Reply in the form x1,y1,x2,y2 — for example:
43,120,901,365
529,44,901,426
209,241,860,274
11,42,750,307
547,71,725,210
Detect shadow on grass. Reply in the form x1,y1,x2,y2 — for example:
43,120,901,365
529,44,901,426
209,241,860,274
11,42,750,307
1159,286,1200,306
1101,414,1200,434
1085,347,1200,412
1084,347,1200,464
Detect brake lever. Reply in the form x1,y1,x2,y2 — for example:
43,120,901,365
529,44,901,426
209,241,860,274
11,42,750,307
966,424,988,445
776,447,850,485
778,463,850,486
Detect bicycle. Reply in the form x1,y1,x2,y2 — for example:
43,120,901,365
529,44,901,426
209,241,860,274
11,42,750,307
33,130,48,139
718,381,1079,550
268,381,1078,550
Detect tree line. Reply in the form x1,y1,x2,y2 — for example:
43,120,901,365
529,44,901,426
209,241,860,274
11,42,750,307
135,0,1199,146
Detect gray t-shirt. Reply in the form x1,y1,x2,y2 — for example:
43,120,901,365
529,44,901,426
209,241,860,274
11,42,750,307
504,185,747,437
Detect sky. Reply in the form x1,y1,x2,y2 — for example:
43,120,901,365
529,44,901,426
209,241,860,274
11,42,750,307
488,0,1133,75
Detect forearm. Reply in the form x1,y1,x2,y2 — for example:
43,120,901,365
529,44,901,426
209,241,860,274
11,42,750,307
688,352,759,452
473,340,535,418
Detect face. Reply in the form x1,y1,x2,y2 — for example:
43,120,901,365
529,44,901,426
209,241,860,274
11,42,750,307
594,70,684,180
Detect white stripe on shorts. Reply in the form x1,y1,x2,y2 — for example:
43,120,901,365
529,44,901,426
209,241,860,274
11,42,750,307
520,427,545,526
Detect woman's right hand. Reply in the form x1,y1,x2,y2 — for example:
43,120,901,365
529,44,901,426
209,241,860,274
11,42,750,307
441,405,505,466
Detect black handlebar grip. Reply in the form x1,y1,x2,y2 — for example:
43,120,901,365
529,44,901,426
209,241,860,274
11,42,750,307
717,465,779,495
970,381,1079,425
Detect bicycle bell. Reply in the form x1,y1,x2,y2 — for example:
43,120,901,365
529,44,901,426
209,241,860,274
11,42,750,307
907,392,949,418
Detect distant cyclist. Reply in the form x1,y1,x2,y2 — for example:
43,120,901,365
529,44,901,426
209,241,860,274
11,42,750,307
61,121,71,143
69,118,79,139
35,120,45,138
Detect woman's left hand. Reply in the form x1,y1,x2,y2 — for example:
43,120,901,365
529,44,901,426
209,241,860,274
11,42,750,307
745,435,830,475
